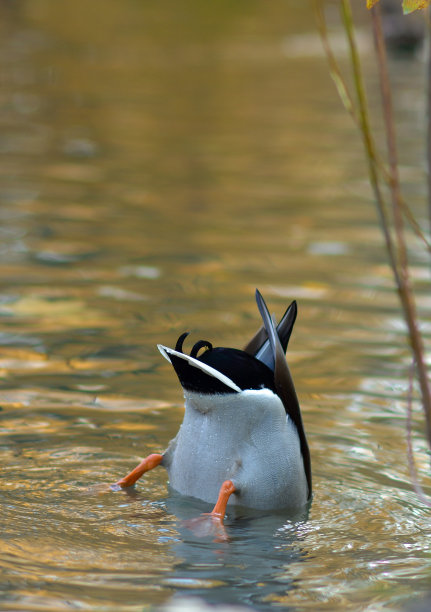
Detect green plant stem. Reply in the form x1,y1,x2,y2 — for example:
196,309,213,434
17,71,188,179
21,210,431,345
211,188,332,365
314,1,356,114
339,0,399,281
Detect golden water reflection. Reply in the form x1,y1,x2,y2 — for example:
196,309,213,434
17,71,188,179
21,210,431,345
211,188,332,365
0,1,430,611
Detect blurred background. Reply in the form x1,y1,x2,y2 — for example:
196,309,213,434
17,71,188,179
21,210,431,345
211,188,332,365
0,1,430,611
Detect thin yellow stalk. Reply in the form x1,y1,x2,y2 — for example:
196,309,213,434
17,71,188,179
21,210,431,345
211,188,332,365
314,1,356,115
339,0,400,284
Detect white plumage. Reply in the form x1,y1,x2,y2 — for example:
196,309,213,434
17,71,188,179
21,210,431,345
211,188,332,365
162,388,308,510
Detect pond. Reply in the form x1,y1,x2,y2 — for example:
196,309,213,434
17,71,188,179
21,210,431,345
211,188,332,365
0,1,430,611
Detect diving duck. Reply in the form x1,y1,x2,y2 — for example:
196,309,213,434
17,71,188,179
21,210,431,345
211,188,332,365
114,290,311,523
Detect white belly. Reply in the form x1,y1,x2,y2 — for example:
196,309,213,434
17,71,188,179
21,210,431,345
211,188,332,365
162,389,308,511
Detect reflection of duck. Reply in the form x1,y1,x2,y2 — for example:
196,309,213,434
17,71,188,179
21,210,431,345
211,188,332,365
114,290,311,525
380,0,425,54
161,490,310,610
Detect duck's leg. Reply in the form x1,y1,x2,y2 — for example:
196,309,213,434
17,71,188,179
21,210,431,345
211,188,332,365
210,480,236,521
111,453,163,490
184,480,236,541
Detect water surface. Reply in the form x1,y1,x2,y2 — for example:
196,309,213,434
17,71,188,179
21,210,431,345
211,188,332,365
0,2,430,611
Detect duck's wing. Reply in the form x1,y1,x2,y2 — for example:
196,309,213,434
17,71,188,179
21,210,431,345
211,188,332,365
243,300,297,370
255,289,312,498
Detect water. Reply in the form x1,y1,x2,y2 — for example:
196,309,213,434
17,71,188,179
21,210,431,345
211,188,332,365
0,1,430,610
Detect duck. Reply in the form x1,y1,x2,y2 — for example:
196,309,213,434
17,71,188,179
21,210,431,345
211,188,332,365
113,290,311,524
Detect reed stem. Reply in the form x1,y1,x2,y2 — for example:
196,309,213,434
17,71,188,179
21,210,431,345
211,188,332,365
317,0,431,451
370,4,431,445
